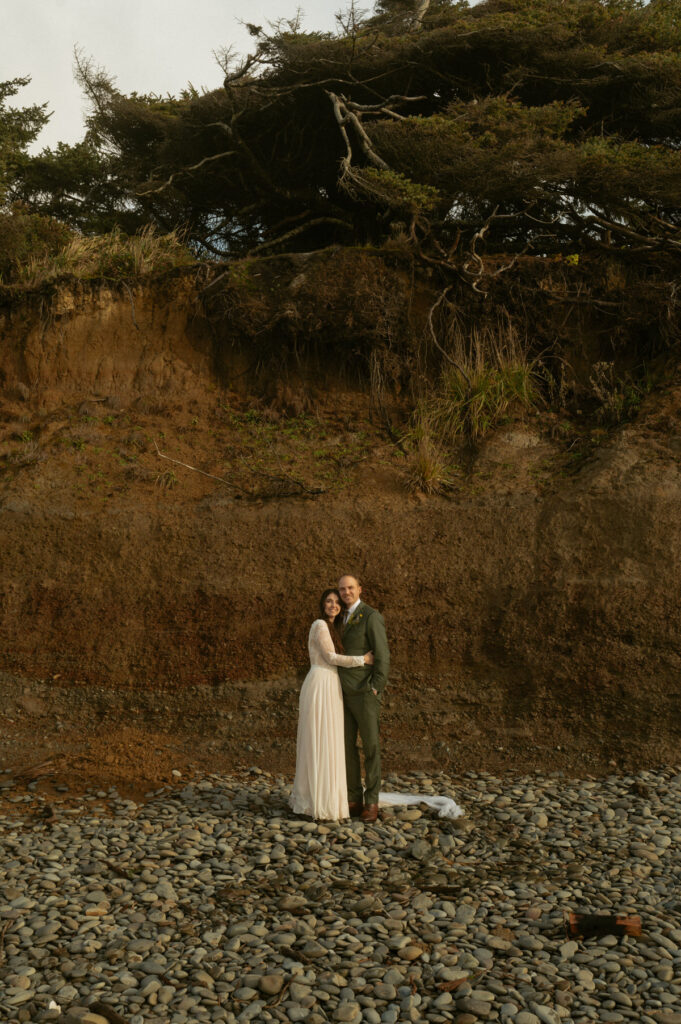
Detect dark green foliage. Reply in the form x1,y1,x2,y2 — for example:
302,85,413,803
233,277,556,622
6,1,681,266
370,98,583,212
0,77,50,205
15,140,135,235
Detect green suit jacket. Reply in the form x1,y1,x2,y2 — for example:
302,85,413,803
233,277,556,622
337,602,390,696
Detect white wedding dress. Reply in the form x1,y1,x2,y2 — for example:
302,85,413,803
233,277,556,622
289,619,365,820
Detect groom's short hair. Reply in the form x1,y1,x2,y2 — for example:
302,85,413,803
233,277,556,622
339,572,361,586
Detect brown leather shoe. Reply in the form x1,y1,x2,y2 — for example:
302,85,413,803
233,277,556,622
360,803,379,823
348,801,364,818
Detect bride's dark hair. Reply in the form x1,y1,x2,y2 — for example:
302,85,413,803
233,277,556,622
319,588,344,653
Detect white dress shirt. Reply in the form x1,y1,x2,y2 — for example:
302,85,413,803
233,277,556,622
343,598,361,624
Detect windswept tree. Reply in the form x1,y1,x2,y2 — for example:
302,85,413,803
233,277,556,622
12,0,681,280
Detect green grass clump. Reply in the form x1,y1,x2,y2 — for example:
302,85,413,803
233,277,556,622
425,363,539,444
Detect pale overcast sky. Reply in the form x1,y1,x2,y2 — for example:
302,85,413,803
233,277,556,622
2,0,342,150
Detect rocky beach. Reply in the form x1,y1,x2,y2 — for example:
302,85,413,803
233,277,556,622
1,767,680,1024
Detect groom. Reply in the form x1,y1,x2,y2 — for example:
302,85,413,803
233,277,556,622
337,574,390,823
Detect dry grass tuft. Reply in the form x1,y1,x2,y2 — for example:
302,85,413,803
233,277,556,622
16,225,195,286
6,440,44,467
405,438,453,494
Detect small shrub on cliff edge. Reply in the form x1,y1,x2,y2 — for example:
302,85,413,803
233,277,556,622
589,361,652,425
0,208,73,283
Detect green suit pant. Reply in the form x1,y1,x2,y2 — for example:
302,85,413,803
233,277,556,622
343,689,381,805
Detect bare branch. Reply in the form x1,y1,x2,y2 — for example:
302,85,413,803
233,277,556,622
136,150,236,197
487,250,526,279
567,204,681,252
427,288,472,384
413,0,431,30
209,118,317,208
652,212,681,234
462,206,499,288
247,217,353,256
326,90,390,179
344,95,427,112
153,439,245,492
223,47,268,87
344,106,390,170
591,213,681,250
327,90,354,175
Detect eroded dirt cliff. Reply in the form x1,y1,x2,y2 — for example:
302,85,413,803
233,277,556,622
1,271,680,797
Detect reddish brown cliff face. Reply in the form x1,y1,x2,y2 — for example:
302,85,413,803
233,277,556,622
1,274,680,792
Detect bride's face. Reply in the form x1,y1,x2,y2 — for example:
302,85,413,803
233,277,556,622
324,594,341,619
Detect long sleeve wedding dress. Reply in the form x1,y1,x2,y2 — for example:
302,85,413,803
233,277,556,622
289,619,365,820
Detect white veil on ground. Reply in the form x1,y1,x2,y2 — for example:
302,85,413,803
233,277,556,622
378,792,464,819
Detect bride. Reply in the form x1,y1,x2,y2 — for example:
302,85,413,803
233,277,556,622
289,588,373,820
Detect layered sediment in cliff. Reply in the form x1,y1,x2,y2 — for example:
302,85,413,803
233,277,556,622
1,270,680,774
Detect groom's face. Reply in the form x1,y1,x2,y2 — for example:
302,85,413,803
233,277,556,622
339,576,361,608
